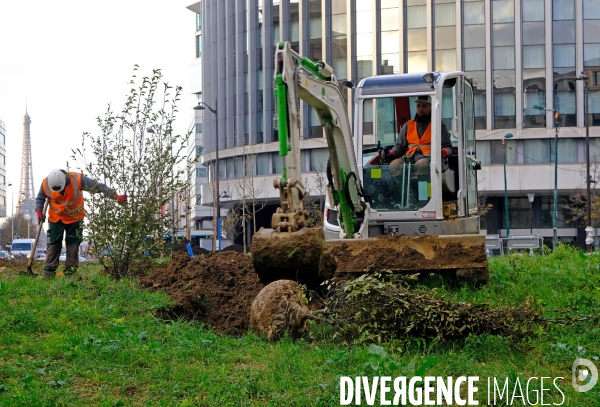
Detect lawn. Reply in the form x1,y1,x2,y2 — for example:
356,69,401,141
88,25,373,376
0,246,598,406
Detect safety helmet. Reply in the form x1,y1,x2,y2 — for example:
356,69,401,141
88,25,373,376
47,169,66,192
415,95,432,104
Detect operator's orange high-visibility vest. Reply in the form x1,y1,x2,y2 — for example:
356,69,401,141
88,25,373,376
405,120,432,157
43,172,85,224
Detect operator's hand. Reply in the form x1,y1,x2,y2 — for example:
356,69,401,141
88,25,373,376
114,194,128,203
385,149,396,161
441,147,450,158
36,209,45,223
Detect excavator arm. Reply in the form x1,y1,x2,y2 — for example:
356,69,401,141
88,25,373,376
273,41,370,239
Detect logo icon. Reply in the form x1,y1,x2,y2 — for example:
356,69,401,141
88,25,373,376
572,358,598,392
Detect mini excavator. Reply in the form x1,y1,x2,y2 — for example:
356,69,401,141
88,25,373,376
250,42,488,286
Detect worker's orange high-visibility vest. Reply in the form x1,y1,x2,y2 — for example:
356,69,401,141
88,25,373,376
405,120,432,157
43,172,85,224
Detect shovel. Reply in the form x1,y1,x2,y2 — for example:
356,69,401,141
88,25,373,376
22,199,48,276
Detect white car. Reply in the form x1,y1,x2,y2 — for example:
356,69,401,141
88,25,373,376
28,248,46,261
59,255,87,263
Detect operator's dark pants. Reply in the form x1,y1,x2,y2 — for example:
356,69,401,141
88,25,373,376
43,220,83,277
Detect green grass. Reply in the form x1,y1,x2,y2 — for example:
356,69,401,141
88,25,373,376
0,245,599,406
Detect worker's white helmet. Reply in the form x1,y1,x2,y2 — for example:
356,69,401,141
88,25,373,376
47,169,66,192
415,95,432,104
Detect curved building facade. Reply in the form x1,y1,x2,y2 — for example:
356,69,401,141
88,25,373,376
188,0,600,247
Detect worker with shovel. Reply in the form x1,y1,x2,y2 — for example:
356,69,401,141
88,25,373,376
35,169,127,278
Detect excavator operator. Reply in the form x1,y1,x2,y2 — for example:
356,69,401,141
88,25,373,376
385,95,453,176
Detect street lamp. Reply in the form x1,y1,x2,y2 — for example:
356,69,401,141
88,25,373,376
576,73,594,251
217,191,230,252
194,100,220,252
532,104,560,249
503,133,513,238
527,193,535,234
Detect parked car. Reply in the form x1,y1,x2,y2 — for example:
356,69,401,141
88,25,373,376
29,248,46,261
59,254,87,263
0,251,9,260
10,239,36,259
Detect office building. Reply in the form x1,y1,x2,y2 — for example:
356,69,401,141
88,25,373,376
188,0,600,247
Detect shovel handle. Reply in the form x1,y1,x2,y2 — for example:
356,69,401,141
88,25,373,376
26,199,49,271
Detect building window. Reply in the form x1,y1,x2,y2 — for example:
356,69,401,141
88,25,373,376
490,139,517,165
196,146,203,157
523,0,544,21
196,35,202,58
195,123,202,134
256,153,269,175
464,2,484,25
272,153,283,174
196,13,202,31
196,194,202,206
309,149,329,172
196,167,207,178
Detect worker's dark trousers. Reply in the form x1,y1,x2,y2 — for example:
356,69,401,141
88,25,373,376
43,220,83,276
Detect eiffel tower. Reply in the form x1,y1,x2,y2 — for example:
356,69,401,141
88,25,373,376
15,106,44,244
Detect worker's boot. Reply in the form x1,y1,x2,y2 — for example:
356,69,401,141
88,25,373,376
43,267,57,279
64,243,80,276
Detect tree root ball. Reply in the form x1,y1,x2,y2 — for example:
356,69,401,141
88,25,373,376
249,280,310,341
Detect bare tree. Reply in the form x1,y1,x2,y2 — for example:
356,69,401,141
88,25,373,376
231,145,268,252
564,159,600,232
221,203,243,244
302,165,328,228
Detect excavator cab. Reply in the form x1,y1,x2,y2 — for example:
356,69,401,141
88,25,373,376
352,72,480,237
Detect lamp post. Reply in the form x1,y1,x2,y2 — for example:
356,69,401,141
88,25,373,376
527,193,535,234
194,100,219,252
217,191,230,252
576,73,593,251
533,104,560,249
503,133,513,238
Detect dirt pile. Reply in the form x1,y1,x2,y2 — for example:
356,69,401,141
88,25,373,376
140,251,265,334
172,241,211,256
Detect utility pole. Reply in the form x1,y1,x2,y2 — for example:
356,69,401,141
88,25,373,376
577,72,593,251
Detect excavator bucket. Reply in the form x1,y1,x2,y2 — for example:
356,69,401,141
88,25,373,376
251,230,488,286
324,234,488,283
250,227,336,287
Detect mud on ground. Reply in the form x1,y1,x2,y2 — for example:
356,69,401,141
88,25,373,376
141,251,265,335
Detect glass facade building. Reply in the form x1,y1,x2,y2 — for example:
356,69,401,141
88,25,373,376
0,119,6,218
189,0,600,247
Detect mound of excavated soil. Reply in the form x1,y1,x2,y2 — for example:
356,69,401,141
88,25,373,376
140,251,265,334
221,244,245,253
172,242,211,256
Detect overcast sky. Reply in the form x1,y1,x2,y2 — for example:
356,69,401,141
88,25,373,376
0,0,194,210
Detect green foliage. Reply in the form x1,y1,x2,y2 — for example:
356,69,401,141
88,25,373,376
71,66,195,277
322,272,543,344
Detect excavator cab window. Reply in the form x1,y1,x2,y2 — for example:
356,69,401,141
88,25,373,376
361,95,434,212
